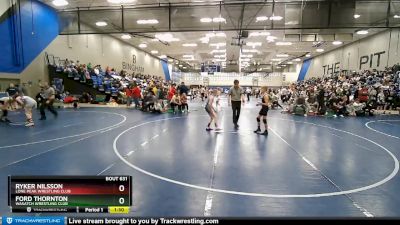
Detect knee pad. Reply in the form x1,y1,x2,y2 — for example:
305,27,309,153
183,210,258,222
257,118,260,122
263,119,267,124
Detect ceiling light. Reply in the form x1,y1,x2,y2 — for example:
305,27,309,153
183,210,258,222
276,66,282,69
211,49,226,54
200,37,210,43
276,54,289,57
356,30,369,35
210,43,226,47
151,50,158,54
159,55,167,59
294,58,301,62
155,33,179,42
332,40,343,45
275,42,292,46
240,54,253,58
394,15,400,19
121,34,131,39
206,33,216,38
246,42,262,47
214,54,226,58
242,49,258,53
200,18,212,23
183,55,194,58
305,54,311,57
179,64,183,67
271,59,281,61
168,59,174,62
316,49,324,52
256,16,269,22
107,0,136,3
183,67,187,69
215,32,226,37
266,36,277,42
270,16,283,21
212,17,226,23
287,62,293,64
95,21,107,27
137,19,159,24
249,31,270,37
52,0,68,6
182,43,198,47
138,43,147,48
354,14,361,19
241,58,251,62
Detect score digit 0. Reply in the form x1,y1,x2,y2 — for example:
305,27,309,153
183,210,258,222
119,185,125,192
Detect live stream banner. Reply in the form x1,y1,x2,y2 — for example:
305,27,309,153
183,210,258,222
1,217,387,225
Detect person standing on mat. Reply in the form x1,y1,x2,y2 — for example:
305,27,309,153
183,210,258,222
228,79,245,129
15,95,37,127
254,86,270,135
0,97,11,123
205,89,221,131
39,82,58,120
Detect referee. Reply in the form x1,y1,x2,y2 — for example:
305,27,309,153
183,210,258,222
39,82,58,120
228,79,245,129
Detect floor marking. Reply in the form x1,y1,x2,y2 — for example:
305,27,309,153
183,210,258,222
9,122,25,126
269,127,374,217
378,121,400,127
204,115,224,216
329,133,343,139
0,133,98,170
354,143,380,154
127,151,135,156
113,116,399,198
63,122,86,128
97,163,116,175
151,134,159,140
365,120,400,140
141,141,148,146
162,129,168,133
0,111,127,149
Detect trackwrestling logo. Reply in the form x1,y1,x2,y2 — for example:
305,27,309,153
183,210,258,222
6,217,13,224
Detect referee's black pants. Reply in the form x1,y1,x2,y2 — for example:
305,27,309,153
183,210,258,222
231,101,241,125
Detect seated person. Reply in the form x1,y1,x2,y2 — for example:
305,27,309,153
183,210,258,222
142,90,156,112
79,92,92,103
293,94,307,116
153,99,167,113
306,93,318,113
64,94,79,109
270,91,283,109
335,96,348,117
170,92,181,114
351,99,367,117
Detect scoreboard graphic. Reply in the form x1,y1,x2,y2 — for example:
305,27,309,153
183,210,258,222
8,176,132,213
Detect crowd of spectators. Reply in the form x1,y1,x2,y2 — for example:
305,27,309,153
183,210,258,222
56,59,206,113
56,59,400,117
275,65,400,117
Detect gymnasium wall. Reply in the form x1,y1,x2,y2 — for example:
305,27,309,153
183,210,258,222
0,0,11,17
303,28,400,79
0,1,165,96
45,34,165,78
